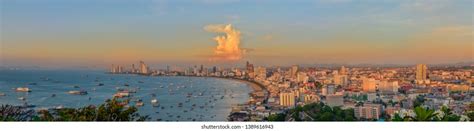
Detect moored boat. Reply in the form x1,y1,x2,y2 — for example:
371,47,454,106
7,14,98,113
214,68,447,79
15,87,31,92
68,90,88,95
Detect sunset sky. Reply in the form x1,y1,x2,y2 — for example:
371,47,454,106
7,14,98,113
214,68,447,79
1,0,472,68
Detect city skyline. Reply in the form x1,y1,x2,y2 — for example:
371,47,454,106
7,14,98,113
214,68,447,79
1,0,473,68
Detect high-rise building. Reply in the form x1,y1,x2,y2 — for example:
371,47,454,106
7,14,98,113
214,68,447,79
340,66,347,75
139,61,148,74
132,64,136,73
326,94,344,107
246,61,255,78
296,72,309,83
255,66,267,79
279,92,296,107
362,78,377,93
290,65,299,78
333,74,348,86
354,103,382,120
110,64,123,73
378,80,399,93
416,64,428,84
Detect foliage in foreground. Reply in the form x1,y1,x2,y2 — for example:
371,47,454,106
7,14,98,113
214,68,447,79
391,106,470,121
0,99,149,121
266,102,356,121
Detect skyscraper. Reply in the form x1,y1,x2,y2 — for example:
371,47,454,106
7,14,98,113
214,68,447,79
279,92,296,107
416,64,428,84
362,78,376,93
139,61,148,74
290,65,298,78
333,74,348,86
340,66,347,75
246,61,255,78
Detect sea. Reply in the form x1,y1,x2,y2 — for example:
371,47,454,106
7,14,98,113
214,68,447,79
0,69,252,121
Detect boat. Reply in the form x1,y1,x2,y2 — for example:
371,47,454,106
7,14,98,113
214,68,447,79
55,105,64,110
15,87,31,92
151,98,159,107
124,83,129,86
18,97,26,101
28,83,37,85
97,83,104,86
73,85,80,88
0,92,5,96
51,94,56,97
135,100,144,107
113,92,130,98
68,90,88,95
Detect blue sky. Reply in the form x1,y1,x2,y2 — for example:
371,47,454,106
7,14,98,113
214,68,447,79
1,0,472,68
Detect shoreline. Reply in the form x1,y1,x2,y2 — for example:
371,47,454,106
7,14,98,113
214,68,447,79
142,75,267,95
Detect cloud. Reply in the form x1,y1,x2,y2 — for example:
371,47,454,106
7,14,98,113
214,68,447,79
204,24,245,61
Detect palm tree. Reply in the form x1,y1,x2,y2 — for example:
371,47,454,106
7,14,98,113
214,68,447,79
412,106,437,121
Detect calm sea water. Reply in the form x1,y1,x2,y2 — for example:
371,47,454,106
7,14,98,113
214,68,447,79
0,69,251,121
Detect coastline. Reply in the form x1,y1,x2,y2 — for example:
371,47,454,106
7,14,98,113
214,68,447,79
150,75,266,95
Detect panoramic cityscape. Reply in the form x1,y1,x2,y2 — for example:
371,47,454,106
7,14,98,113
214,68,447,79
0,0,472,124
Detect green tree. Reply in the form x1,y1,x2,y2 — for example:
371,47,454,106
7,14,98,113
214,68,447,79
1,99,149,121
0,105,35,121
266,113,285,121
412,106,437,121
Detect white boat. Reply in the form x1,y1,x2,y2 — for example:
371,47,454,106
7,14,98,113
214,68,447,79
151,98,158,104
68,90,88,95
18,97,26,101
151,98,159,107
55,105,64,110
15,87,31,92
0,92,5,96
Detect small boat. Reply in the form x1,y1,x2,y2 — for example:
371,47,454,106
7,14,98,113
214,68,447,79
138,81,144,83
136,100,144,107
51,94,56,97
0,92,5,96
15,87,31,92
28,83,37,85
73,85,80,88
114,92,130,98
124,83,129,86
18,97,26,101
151,98,159,107
55,105,64,110
68,90,88,95
97,83,104,86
